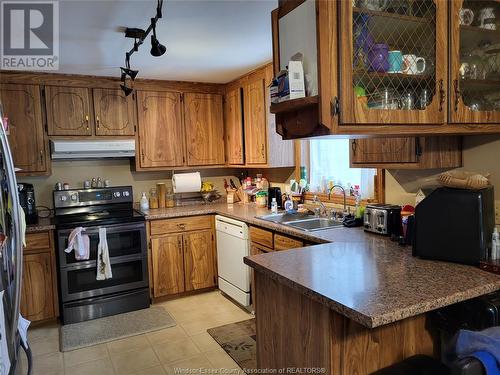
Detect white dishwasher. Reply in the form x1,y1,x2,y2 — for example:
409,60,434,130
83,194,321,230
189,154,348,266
215,215,251,307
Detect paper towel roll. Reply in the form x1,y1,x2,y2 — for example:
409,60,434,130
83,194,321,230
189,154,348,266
172,172,202,193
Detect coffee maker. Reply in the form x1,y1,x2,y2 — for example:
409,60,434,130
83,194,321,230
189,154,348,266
17,183,37,224
267,187,283,209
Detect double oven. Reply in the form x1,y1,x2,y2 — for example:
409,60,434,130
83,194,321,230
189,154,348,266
54,186,149,324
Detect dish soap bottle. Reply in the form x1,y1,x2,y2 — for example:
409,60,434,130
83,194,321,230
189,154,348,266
271,197,278,214
284,195,294,213
140,192,149,211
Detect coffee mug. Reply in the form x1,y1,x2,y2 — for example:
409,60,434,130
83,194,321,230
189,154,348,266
388,50,403,73
403,54,426,75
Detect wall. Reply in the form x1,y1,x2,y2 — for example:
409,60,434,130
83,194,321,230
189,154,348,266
18,159,295,209
386,135,500,206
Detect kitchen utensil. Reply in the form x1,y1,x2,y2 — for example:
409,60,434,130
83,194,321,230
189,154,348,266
229,178,238,190
368,43,390,72
459,8,474,26
403,54,426,75
388,50,403,73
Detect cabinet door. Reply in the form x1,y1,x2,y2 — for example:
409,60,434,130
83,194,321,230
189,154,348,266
339,1,447,125
449,0,500,124
151,234,185,297
183,230,216,291
184,93,225,166
93,88,136,136
45,86,93,136
0,84,47,173
224,87,244,165
137,91,185,168
20,252,55,321
350,138,417,165
244,79,267,164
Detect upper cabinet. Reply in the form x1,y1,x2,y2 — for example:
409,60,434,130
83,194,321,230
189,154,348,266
93,88,137,136
0,84,49,175
271,0,500,137
136,91,185,169
45,86,93,136
184,93,225,166
450,0,500,124
224,64,295,168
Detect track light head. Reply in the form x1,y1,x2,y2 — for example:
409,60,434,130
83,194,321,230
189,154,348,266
120,66,139,80
120,83,133,96
150,35,166,57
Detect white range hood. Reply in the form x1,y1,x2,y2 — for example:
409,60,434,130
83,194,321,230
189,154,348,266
50,140,135,159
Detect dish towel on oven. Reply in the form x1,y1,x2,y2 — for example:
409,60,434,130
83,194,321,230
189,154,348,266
96,227,112,280
64,227,90,260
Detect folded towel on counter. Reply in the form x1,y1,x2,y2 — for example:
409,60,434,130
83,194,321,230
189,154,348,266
64,227,90,260
96,227,112,280
455,328,500,375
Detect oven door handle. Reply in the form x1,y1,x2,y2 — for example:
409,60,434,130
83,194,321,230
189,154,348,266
57,222,146,236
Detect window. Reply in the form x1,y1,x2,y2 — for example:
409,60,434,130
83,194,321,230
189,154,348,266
308,139,376,199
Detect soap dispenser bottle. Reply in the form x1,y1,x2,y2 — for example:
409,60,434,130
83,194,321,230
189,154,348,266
140,192,149,211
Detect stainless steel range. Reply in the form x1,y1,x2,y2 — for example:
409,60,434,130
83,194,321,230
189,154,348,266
53,186,149,324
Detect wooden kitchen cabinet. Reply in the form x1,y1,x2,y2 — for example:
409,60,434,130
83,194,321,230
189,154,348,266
183,230,216,291
136,91,185,169
148,216,216,298
244,78,267,164
45,86,93,136
350,136,462,169
224,87,244,165
20,231,58,322
184,93,225,166
0,83,49,175
92,88,137,136
151,234,185,297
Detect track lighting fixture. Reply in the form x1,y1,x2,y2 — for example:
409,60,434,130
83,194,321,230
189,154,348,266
119,0,165,95
150,19,166,57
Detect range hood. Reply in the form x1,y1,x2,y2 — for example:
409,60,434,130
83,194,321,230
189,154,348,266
50,140,135,159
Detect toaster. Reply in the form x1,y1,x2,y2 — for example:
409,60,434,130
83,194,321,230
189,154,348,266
363,204,402,236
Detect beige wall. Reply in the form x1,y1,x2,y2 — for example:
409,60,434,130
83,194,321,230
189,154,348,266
386,135,500,205
18,159,294,209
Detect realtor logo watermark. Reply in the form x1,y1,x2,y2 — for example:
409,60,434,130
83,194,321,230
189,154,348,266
1,1,59,70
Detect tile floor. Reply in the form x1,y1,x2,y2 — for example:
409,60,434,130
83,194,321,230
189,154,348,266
18,291,253,375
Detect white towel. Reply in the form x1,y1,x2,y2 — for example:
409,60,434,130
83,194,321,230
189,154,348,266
64,227,90,260
96,227,112,280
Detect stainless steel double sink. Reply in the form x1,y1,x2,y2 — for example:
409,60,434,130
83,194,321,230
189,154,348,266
257,212,344,232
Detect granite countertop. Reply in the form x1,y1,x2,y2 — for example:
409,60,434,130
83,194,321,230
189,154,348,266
26,217,55,233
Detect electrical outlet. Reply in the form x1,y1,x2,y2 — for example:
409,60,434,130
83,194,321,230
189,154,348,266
496,200,500,225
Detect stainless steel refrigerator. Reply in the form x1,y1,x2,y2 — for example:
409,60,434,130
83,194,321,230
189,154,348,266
0,109,32,374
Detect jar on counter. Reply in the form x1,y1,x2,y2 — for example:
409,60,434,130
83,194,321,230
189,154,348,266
166,188,175,208
256,191,268,208
149,188,159,209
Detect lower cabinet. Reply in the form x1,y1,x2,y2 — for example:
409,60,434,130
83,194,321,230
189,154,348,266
149,217,216,298
21,231,58,322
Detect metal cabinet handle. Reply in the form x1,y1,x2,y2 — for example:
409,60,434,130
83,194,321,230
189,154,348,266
438,79,445,112
351,139,357,153
96,116,100,129
261,144,265,158
39,150,43,163
141,149,145,162
454,79,461,112
85,115,90,130
178,238,182,254
177,223,186,229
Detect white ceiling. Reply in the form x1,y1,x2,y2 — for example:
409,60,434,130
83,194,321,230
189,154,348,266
55,0,277,83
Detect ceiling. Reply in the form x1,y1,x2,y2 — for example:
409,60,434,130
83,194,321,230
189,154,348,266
54,0,277,83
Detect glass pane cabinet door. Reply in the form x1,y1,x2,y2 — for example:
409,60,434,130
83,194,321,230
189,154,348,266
450,0,500,123
339,0,446,125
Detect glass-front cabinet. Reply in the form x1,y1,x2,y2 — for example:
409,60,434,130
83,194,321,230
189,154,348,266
450,0,500,123
339,0,447,125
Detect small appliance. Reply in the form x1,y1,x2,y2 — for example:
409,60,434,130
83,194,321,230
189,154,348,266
267,187,283,209
363,204,402,236
413,187,495,265
17,182,37,224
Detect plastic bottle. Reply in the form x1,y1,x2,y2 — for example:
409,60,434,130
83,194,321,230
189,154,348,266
492,228,499,260
355,194,362,219
284,195,294,213
140,192,149,211
271,198,278,214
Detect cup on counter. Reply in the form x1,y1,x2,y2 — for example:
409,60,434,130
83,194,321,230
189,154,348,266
387,50,403,73
403,54,426,75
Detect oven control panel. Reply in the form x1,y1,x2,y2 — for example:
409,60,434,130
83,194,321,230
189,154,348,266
54,186,134,208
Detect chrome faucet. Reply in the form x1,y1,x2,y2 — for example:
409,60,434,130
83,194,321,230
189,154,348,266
328,185,347,216
312,195,327,217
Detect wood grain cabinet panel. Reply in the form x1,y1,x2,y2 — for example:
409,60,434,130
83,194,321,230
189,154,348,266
244,79,267,164
0,84,47,174
150,216,212,236
350,138,418,165
93,88,136,136
184,93,225,166
137,91,185,168
21,252,56,322
45,86,93,136
249,226,273,249
274,234,303,251
183,230,216,291
224,88,244,165
151,234,185,297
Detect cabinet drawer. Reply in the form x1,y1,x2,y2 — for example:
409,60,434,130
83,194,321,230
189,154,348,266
274,234,303,251
250,242,273,255
25,232,51,252
150,216,212,235
249,226,273,248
